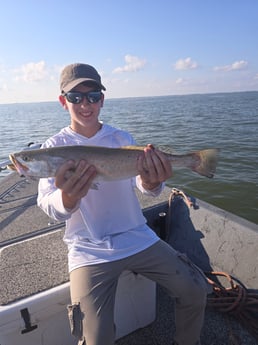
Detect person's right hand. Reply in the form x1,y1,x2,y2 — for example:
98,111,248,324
55,160,97,210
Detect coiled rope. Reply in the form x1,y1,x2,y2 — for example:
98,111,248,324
206,272,258,341
166,188,258,343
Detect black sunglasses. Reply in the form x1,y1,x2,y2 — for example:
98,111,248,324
64,91,102,104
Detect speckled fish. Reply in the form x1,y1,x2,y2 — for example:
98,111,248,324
9,145,219,179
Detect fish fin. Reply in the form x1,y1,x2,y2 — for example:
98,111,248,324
121,145,145,151
121,145,175,153
190,149,220,178
121,145,174,152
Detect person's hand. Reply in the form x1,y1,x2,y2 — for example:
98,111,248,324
55,160,97,209
137,144,172,190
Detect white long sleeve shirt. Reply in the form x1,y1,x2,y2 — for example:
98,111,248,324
37,124,162,272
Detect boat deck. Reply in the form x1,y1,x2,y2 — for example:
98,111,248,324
1,173,257,344
117,286,256,345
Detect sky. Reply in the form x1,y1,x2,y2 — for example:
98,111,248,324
0,0,257,104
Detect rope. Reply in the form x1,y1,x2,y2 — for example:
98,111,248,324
206,271,258,342
166,188,258,342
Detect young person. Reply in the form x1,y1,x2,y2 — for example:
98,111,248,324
37,63,210,345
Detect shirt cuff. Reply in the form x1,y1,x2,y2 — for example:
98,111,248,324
51,188,80,216
136,175,164,196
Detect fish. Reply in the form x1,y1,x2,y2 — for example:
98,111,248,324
9,145,219,180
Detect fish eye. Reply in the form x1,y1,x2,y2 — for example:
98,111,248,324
23,156,29,162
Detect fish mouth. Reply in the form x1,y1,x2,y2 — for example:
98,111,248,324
9,154,29,176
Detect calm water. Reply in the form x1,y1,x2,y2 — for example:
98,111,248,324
0,91,257,224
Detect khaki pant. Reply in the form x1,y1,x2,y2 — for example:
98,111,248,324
69,240,210,345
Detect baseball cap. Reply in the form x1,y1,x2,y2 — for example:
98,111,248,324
60,63,106,93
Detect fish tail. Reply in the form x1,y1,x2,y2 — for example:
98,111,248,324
190,149,219,178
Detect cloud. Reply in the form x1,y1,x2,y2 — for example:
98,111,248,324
175,78,184,84
213,60,248,72
254,73,258,80
113,55,146,73
174,57,198,70
14,61,48,82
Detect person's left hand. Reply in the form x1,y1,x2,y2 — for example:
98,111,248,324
137,144,173,190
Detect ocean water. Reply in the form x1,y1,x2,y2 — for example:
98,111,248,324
0,91,257,224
